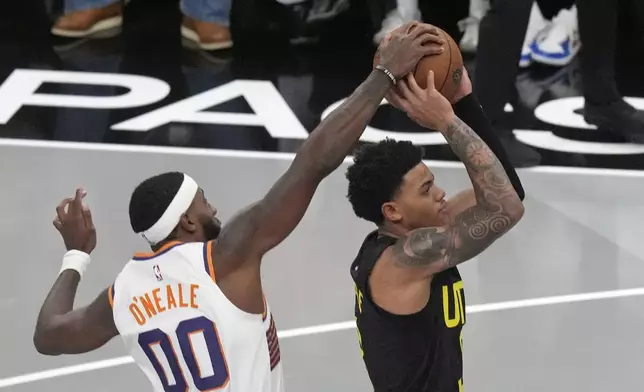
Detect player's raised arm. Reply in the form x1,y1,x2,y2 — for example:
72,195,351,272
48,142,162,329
423,68,524,221
386,72,524,275
33,190,118,355
212,22,445,268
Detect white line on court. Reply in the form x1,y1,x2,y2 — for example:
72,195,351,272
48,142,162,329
3,286,644,388
1,137,643,177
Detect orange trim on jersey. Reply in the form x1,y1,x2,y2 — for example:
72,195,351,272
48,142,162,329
133,241,183,261
206,241,216,282
107,284,114,308
261,295,268,321
211,321,231,390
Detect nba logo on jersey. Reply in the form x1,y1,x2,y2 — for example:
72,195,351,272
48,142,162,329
153,265,163,281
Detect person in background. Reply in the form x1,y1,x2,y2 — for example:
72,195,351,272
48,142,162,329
458,0,490,54
373,0,421,44
51,0,233,51
475,0,644,168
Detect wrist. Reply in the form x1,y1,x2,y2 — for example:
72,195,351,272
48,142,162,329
452,93,479,114
451,92,473,106
374,65,396,86
59,250,91,278
435,111,457,133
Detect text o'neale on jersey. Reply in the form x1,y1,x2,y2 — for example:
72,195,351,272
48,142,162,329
129,283,199,326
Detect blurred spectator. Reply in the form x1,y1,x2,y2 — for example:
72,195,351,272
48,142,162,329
372,0,490,50
373,0,421,44
458,0,490,53
475,0,644,168
51,0,232,50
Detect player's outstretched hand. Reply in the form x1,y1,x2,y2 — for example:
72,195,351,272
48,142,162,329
386,71,455,132
376,22,445,79
53,188,97,254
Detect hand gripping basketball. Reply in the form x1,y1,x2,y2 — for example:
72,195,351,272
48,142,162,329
387,71,455,132
374,22,445,79
376,23,464,102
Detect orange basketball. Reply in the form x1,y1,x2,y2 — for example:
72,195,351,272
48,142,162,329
373,24,464,102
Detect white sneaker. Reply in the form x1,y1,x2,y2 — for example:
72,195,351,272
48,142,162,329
520,1,549,68
530,6,580,66
373,8,421,45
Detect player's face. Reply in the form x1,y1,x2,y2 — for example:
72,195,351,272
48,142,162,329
194,189,222,241
393,164,447,230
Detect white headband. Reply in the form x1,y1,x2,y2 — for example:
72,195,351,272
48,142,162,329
140,173,199,246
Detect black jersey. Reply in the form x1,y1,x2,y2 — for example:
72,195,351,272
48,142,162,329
351,230,466,392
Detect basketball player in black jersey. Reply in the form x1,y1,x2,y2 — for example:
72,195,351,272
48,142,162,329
346,68,526,392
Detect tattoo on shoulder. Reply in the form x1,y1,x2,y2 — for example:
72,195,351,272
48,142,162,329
391,202,516,271
391,227,453,268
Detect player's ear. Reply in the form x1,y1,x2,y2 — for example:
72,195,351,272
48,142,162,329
382,201,403,223
179,213,198,234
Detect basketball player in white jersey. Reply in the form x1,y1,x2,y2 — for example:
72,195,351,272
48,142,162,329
32,22,445,392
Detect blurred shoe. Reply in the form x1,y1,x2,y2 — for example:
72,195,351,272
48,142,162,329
531,6,580,67
373,8,421,45
181,15,233,51
584,100,644,144
51,1,123,38
499,132,542,168
458,0,489,53
520,1,548,68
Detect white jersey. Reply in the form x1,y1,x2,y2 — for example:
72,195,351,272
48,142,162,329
109,241,285,392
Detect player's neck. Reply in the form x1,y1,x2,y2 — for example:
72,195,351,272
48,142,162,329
150,234,203,251
377,223,410,239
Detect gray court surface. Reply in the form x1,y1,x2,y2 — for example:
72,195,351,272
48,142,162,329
2,140,644,392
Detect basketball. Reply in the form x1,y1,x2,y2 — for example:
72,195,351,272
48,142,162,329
373,24,464,102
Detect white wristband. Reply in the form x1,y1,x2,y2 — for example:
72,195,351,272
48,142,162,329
59,250,91,278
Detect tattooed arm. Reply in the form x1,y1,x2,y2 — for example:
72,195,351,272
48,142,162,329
385,72,524,276
390,116,524,274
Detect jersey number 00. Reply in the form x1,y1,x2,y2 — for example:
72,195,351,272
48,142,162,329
138,315,229,391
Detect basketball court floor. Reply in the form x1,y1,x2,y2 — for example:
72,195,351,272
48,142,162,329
1,140,644,392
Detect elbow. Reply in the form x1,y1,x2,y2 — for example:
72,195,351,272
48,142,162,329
33,329,61,356
508,198,525,224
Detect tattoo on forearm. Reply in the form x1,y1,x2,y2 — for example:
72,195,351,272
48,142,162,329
392,117,523,270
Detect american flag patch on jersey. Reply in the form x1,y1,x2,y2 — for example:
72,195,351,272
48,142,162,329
266,315,281,370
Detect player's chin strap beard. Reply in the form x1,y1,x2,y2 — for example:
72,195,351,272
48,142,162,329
140,173,199,246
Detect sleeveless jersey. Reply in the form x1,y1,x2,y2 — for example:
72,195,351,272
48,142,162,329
108,241,285,392
351,230,466,392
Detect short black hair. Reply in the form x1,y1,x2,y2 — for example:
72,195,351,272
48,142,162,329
345,139,424,225
129,172,185,234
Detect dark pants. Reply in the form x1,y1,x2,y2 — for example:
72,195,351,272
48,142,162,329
576,0,621,104
474,0,625,127
474,0,534,127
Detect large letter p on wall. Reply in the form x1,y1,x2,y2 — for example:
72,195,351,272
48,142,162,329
0,69,171,124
